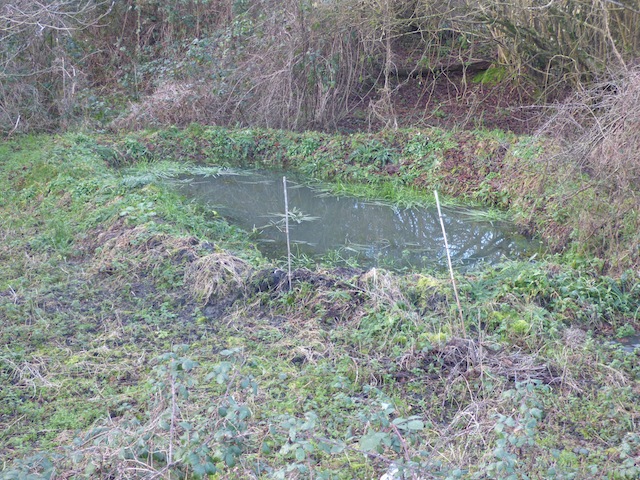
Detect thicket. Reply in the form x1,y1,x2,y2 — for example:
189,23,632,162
2,0,640,134
0,0,113,133
532,65,640,272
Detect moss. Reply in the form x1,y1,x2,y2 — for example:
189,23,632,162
473,66,508,85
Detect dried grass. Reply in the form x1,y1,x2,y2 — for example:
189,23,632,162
88,222,199,277
415,337,560,386
184,252,252,305
388,336,565,473
2,355,59,392
563,327,588,349
536,66,640,270
358,268,411,308
110,81,220,131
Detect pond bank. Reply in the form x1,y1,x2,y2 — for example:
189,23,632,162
106,124,640,274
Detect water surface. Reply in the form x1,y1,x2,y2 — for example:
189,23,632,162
173,170,540,271
614,335,640,353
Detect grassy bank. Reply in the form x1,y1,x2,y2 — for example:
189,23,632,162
106,123,640,273
1,131,639,479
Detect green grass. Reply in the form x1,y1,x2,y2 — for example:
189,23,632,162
1,130,640,479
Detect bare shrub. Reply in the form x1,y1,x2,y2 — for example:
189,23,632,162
113,0,379,131
103,0,640,131
5,0,640,133
472,0,640,92
111,0,497,131
537,66,640,270
0,0,112,134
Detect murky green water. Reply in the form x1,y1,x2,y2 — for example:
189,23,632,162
173,170,541,271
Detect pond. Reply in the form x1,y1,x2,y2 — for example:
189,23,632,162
172,170,541,271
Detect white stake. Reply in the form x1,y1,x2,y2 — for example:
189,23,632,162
283,177,292,290
434,191,464,333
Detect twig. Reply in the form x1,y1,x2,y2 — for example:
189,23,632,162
168,373,177,465
434,191,465,334
390,423,414,475
283,176,292,290
7,114,20,137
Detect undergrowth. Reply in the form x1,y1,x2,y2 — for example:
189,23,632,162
1,133,639,479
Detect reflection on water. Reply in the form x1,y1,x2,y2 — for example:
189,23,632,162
614,335,640,353
172,170,541,270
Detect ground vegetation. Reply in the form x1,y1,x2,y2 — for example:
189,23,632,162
2,0,640,478
1,131,639,478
